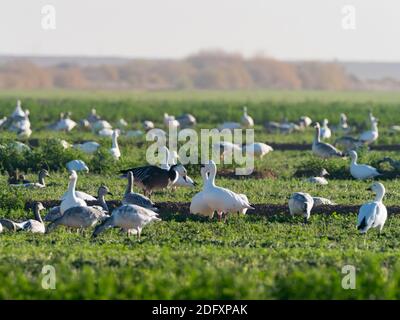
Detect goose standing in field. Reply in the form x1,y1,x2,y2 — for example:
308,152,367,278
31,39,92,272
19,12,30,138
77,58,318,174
93,204,161,239
46,186,111,233
54,112,77,132
176,113,196,128
241,106,254,128
60,170,87,214
74,141,100,154
359,118,379,144
142,120,155,131
312,122,344,158
197,160,253,221
319,119,331,139
66,160,89,173
122,171,158,210
0,202,46,234
109,129,121,160
288,192,314,223
10,169,50,188
190,166,215,218
306,169,329,185
357,182,387,234
349,150,381,180
242,142,273,158
120,164,179,197
158,146,195,189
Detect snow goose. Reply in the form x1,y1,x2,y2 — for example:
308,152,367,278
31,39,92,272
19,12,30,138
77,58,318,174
60,170,87,214
109,129,121,160
242,142,273,158
306,169,329,185
117,118,128,128
10,169,49,188
11,100,26,120
299,116,313,128
120,164,179,197
74,141,100,154
93,204,160,239
357,182,387,234
312,122,343,158
143,120,155,131
359,119,378,145
349,150,381,180
176,113,196,128
66,160,89,173
199,160,253,221
320,119,331,139
312,197,336,207
92,119,112,132
98,128,114,137
164,114,180,129
122,171,158,210
87,108,101,124
0,202,45,233
55,112,77,132
288,192,314,223
216,141,242,159
241,106,254,128
190,166,215,218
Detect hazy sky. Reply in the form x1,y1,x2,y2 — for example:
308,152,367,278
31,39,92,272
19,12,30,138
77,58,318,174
1,0,399,61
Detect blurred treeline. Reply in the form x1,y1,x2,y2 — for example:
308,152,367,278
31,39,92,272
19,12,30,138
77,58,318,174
0,50,375,91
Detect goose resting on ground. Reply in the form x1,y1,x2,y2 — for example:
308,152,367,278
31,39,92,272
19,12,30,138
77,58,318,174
122,171,158,210
359,119,379,144
10,169,49,188
357,182,387,234
288,192,314,223
192,160,253,221
312,197,336,207
349,150,381,180
109,129,121,160
0,202,45,233
74,141,100,154
190,166,215,218
312,122,344,158
92,204,161,239
120,165,179,197
306,169,329,185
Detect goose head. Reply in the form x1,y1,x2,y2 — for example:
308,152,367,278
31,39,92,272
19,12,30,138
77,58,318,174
367,182,385,200
98,185,113,197
320,168,329,177
39,169,50,178
36,202,45,212
322,119,329,127
348,150,358,162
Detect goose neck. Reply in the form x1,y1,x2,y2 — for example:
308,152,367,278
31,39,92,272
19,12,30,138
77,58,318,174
126,174,133,194
34,207,43,223
98,194,109,212
314,127,320,143
375,190,385,202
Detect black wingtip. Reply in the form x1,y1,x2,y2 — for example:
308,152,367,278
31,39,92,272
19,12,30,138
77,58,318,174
357,217,367,230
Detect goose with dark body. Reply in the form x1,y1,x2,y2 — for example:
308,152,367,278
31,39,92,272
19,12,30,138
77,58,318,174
120,165,179,197
122,171,158,210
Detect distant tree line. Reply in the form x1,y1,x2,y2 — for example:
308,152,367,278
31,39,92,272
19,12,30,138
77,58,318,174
0,50,397,90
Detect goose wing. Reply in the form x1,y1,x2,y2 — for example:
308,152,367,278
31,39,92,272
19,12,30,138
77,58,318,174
357,202,378,232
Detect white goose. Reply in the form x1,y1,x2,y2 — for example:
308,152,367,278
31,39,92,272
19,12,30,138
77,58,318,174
199,160,253,220
349,150,381,180
54,113,77,132
242,142,273,158
60,170,87,214
74,141,100,154
109,129,121,160
11,100,26,120
359,119,378,144
357,182,387,234
0,222,3,233
163,113,180,129
241,106,254,128
320,119,331,139
288,192,314,223
66,160,89,173
190,166,215,218
306,169,329,185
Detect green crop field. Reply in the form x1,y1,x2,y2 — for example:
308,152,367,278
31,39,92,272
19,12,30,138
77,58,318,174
1,90,400,299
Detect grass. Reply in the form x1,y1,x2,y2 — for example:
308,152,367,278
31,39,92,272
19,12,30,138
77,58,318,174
1,90,400,299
